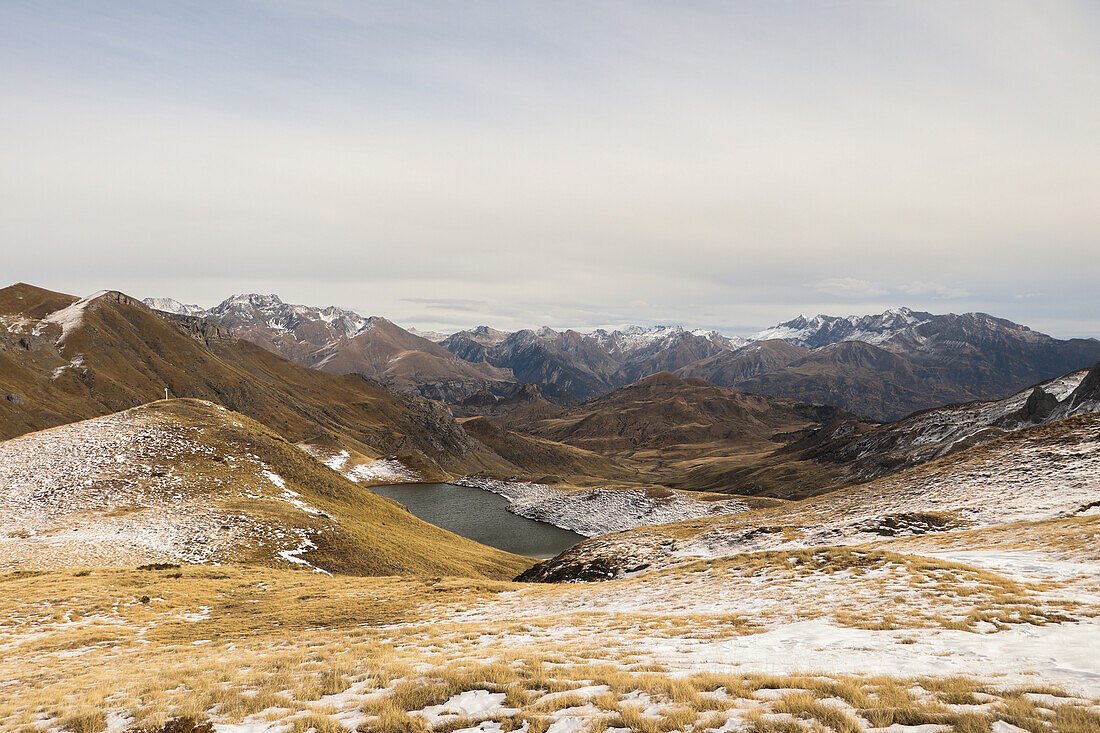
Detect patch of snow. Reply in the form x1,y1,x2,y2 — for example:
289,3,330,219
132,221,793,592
416,689,517,727
142,298,205,317
457,478,751,537
41,290,108,345
277,537,331,576
920,551,1099,583
535,685,609,705
542,706,603,733
661,617,1100,697
346,459,419,484
991,723,1030,733
262,470,286,489
299,445,419,484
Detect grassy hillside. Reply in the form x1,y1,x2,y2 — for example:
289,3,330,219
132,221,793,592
0,285,519,480
0,398,532,578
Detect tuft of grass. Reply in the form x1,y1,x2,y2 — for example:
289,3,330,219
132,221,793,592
771,691,861,733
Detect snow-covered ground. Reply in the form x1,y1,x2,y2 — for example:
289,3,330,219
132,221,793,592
837,369,1090,468
39,289,109,345
0,404,329,571
661,617,1100,693
298,445,421,484
455,477,753,537
425,543,1100,695
533,415,1100,576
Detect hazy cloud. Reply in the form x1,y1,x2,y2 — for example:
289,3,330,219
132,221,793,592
0,1,1097,337
807,278,889,299
898,282,973,299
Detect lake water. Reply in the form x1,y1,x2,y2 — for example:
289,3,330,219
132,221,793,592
369,482,584,559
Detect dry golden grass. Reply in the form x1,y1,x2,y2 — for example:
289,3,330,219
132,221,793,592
2,399,535,579
1,555,1097,732
875,514,1100,562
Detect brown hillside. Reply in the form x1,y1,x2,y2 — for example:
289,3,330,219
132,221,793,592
0,286,515,480
495,372,859,497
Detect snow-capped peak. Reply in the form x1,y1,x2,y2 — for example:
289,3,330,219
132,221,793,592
142,297,205,317
587,325,746,355
218,293,285,311
751,307,934,348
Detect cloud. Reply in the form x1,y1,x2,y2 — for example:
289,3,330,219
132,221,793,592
806,278,889,299
0,1,1098,338
398,297,489,312
898,282,973,299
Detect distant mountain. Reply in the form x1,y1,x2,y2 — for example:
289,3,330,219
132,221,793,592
686,310,1100,420
406,327,448,342
145,294,518,403
590,325,747,357
751,307,935,348
591,326,747,385
447,310,1098,417
443,324,747,402
142,297,205,317
142,294,1100,420
442,325,515,365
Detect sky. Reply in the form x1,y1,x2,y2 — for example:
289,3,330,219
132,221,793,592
2,1,1098,338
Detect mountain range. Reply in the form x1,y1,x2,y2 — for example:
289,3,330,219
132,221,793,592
3,284,885,499
147,295,1100,421
5,280,1098,536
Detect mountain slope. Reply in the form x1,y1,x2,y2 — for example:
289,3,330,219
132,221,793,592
0,286,515,479
0,399,531,577
674,339,809,385
459,415,639,486
480,328,619,402
518,371,852,453
488,372,860,497
733,340,968,421
791,360,1100,483
522,410,1100,581
147,294,519,402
